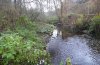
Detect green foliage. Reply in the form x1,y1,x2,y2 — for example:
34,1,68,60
76,14,84,25
66,57,72,65
69,14,86,33
59,57,72,65
89,15,100,32
37,23,55,34
89,15,100,38
16,16,36,28
48,16,58,25
60,61,64,65
68,14,100,37
0,16,51,65
0,33,50,65
92,15,100,25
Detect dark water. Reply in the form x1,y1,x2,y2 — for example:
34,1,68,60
46,29,100,65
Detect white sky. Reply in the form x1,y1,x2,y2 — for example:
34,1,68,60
25,0,78,12
25,0,53,12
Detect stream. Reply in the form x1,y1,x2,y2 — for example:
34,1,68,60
46,29,100,65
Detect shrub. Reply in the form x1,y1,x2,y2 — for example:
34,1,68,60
0,33,50,65
89,15,100,38
48,16,58,25
69,14,86,33
0,16,51,65
37,23,55,34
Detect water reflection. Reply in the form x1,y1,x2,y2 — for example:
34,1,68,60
46,29,100,65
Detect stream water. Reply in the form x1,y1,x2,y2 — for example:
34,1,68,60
46,29,100,65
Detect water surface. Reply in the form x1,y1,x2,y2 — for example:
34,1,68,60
46,29,100,65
